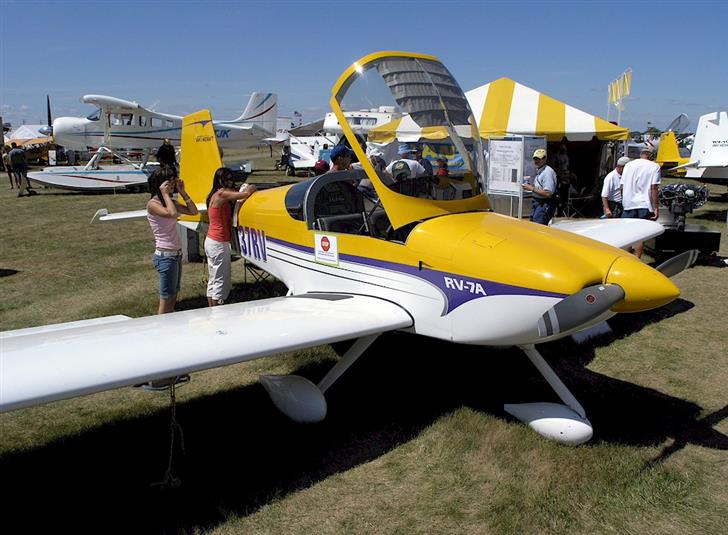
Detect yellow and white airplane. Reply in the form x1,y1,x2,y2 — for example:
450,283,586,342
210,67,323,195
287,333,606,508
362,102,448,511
0,52,696,445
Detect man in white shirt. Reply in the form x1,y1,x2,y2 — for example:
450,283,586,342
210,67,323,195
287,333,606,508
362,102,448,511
620,147,661,258
385,144,427,179
601,156,629,218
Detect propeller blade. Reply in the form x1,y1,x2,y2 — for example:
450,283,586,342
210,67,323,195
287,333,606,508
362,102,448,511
39,95,53,137
538,284,625,338
655,249,699,278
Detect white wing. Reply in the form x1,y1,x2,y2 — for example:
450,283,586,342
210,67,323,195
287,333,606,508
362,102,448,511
0,294,412,412
551,219,664,249
82,94,141,111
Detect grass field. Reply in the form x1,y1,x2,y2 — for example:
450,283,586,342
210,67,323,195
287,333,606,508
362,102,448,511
0,163,726,534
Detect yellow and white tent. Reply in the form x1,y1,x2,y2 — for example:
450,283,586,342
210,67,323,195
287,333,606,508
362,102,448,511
367,115,476,144
465,77,628,142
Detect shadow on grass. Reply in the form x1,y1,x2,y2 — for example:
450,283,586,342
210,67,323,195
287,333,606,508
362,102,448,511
0,268,19,277
1,299,725,533
175,278,288,312
692,208,728,222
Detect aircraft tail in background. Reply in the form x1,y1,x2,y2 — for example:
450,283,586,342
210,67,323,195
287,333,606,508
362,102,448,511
689,111,728,169
656,130,689,170
667,111,728,183
231,92,277,134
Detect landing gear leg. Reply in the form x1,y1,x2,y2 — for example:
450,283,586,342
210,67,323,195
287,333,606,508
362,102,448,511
504,344,593,445
260,334,379,423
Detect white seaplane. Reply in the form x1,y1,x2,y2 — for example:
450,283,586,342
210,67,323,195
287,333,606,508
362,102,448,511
1,52,697,446
28,92,277,191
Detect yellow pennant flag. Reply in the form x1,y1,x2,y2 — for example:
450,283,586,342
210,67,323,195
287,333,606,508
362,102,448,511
609,80,621,104
620,69,632,99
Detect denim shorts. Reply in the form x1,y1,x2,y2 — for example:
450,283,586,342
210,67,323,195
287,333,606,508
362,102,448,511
531,200,556,225
152,252,182,299
621,208,651,219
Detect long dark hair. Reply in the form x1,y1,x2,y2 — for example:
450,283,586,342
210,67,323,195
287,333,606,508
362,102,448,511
148,165,177,207
206,167,233,207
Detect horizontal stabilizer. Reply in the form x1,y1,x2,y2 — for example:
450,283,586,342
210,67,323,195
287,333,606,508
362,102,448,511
0,294,412,413
669,160,700,171
91,203,207,223
698,156,728,168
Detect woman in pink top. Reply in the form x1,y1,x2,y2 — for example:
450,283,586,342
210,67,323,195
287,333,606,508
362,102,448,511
147,166,198,314
204,167,256,306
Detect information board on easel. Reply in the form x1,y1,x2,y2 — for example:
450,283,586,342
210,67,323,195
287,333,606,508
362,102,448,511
485,135,546,218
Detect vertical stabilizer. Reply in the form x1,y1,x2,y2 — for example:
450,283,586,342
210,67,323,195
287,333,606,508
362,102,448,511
656,130,688,168
179,109,222,221
233,92,277,134
691,111,728,168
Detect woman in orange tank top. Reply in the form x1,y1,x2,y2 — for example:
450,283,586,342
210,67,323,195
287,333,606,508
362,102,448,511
204,167,256,306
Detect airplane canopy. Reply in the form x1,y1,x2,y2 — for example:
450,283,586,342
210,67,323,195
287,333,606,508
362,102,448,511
330,51,488,230
465,77,629,141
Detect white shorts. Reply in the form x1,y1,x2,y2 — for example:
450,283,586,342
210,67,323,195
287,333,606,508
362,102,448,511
204,237,232,302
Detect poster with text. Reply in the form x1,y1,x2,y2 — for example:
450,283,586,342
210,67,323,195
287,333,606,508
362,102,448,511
487,139,523,196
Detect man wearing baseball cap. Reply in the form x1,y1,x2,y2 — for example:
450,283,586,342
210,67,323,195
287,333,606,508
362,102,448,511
619,146,661,258
329,144,354,172
523,148,557,225
385,143,427,182
601,156,630,218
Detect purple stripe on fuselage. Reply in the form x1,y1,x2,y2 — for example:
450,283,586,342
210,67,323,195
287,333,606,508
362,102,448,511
265,235,566,313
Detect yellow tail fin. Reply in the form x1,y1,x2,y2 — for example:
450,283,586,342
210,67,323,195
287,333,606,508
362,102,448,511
656,131,688,168
178,109,222,222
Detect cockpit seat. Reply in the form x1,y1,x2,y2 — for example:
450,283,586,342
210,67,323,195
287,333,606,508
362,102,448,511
316,213,367,234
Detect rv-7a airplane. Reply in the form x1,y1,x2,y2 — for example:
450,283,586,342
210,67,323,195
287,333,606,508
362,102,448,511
1,52,696,445
28,92,277,191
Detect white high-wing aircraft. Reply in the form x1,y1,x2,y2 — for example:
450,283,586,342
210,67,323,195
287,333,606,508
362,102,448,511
27,93,278,191
41,92,277,150
1,52,697,446
670,111,728,184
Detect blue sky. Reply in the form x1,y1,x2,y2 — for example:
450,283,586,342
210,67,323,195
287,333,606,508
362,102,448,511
1,0,726,133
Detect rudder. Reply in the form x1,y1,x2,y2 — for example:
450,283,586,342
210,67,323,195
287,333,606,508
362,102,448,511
235,92,277,134
656,130,686,168
179,109,222,222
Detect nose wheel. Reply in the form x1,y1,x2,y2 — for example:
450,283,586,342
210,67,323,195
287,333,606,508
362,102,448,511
504,344,593,445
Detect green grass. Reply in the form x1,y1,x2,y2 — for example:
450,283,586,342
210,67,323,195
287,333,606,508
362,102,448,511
0,167,726,534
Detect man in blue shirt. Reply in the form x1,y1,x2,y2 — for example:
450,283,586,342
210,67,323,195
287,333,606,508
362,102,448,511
522,148,557,225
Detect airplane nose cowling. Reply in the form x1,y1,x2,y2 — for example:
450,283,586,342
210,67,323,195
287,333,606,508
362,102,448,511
607,256,680,313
